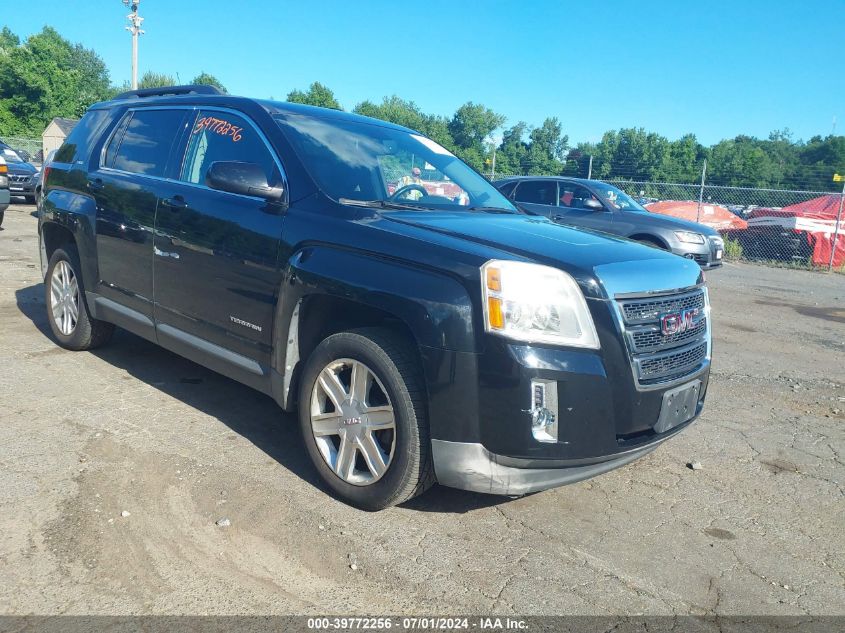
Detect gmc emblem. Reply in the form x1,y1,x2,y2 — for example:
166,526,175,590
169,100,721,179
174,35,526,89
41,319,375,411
660,307,703,336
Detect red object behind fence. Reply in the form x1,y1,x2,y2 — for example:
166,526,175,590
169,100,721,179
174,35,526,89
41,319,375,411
748,195,845,267
645,200,748,231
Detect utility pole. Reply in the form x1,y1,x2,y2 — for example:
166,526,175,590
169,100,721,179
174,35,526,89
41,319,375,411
696,159,707,223
829,175,845,271
587,155,593,180
123,0,144,90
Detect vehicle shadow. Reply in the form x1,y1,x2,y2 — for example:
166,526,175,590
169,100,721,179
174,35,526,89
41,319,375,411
15,283,323,493
15,283,507,514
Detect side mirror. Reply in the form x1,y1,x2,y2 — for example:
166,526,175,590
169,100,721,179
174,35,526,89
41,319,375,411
582,198,604,211
206,161,285,202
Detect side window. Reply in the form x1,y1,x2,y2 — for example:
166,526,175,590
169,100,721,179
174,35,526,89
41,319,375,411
560,184,600,210
179,110,279,188
54,109,110,165
107,109,186,177
514,180,556,205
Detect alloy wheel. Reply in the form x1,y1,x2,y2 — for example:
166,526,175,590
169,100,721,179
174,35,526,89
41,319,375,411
50,260,79,336
309,358,397,485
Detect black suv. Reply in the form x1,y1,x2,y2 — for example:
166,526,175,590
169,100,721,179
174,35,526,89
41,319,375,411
40,86,712,510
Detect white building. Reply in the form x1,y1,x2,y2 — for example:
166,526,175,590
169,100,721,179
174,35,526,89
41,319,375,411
42,117,78,158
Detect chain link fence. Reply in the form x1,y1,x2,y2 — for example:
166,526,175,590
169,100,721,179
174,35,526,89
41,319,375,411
606,180,843,272
0,136,43,164
489,170,845,273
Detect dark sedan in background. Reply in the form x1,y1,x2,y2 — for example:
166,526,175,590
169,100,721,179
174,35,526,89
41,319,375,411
1,144,38,204
494,176,724,268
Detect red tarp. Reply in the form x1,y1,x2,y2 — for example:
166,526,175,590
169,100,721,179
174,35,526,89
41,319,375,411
644,200,748,231
747,194,845,267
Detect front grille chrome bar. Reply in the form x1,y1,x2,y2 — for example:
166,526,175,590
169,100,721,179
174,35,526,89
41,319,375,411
614,286,711,389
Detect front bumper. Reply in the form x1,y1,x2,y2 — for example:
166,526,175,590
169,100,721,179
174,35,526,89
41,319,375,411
433,437,664,495
0,188,10,210
671,237,723,269
8,184,35,196
423,282,711,495
424,345,709,495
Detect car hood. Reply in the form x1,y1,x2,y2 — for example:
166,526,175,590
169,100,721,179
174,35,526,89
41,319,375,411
7,162,37,175
621,209,719,235
378,211,703,298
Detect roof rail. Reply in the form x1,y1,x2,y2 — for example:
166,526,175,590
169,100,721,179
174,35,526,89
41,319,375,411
113,84,224,100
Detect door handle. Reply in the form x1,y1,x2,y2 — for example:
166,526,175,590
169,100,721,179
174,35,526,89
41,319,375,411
161,195,188,209
87,178,104,191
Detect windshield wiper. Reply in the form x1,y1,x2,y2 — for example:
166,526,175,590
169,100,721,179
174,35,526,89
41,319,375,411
339,198,424,211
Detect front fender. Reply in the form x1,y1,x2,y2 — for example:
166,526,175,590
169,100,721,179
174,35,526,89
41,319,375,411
287,245,476,351
269,245,479,412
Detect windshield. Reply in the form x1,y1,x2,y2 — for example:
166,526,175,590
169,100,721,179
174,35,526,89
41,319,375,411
1,148,23,163
593,183,648,212
274,114,517,212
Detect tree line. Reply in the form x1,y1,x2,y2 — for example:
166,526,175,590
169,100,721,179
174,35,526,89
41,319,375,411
0,28,224,135
1,27,842,192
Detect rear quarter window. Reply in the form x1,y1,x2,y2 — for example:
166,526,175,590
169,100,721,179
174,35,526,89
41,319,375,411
53,109,111,165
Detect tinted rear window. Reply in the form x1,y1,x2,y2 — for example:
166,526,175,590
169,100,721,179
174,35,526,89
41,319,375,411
54,110,110,165
106,109,186,177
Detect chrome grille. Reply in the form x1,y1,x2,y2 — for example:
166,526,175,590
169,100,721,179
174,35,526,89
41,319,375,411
621,291,705,324
629,320,706,353
616,288,710,387
10,174,31,183
636,341,708,381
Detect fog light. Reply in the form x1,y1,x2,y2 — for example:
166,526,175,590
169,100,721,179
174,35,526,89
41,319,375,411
530,379,558,442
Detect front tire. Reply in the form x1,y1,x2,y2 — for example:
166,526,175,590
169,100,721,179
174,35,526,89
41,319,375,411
45,245,114,350
298,328,434,510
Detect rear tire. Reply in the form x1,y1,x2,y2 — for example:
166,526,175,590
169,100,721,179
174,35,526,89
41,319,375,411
298,328,434,510
0,211,4,227
45,245,114,350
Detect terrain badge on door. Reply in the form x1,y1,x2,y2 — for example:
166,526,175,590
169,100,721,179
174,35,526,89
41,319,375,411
230,316,262,332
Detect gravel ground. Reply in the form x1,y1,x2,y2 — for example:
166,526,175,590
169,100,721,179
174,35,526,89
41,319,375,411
0,203,842,616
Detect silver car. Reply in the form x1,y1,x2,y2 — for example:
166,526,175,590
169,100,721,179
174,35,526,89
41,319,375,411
494,176,723,268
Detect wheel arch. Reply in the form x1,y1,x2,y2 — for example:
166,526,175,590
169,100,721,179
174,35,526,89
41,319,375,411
39,190,99,284
629,233,669,250
270,245,477,411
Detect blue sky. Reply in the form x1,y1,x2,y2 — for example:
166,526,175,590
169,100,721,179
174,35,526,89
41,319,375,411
3,0,843,145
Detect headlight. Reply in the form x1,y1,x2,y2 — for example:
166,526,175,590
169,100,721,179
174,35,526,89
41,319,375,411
481,260,600,349
674,231,706,244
